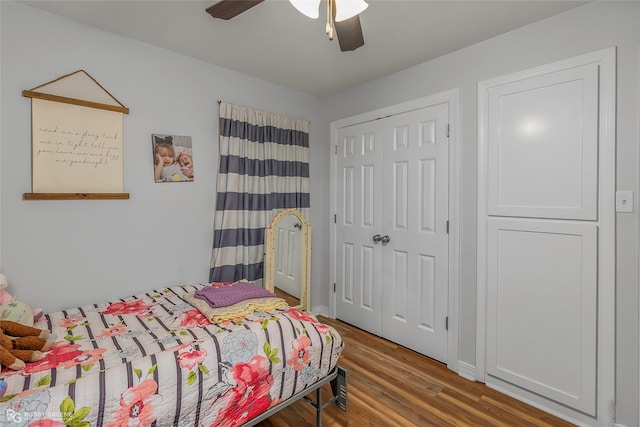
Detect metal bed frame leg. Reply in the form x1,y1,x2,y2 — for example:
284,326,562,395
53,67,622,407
316,387,323,427
304,366,348,427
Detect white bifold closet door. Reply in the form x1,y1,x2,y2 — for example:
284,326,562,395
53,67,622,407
483,63,599,415
335,103,449,362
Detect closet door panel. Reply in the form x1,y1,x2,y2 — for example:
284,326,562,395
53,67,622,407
335,122,384,334
486,218,597,414
487,64,598,220
382,103,449,362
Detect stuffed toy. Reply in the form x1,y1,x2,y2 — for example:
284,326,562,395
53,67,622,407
0,320,53,371
0,273,43,327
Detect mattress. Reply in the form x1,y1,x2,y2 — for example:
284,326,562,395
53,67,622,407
0,284,344,426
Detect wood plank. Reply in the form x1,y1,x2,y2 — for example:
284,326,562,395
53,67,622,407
23,193,129,200
256,316,575,427
22,90,130,114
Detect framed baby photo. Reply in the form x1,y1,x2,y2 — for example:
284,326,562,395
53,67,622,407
151,134,194,182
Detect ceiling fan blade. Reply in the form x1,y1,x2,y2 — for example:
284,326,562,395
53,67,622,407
206,0,265,20
334,15,365,52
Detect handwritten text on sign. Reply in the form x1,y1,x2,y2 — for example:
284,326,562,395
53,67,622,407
36,127,121,168
32,99,124,193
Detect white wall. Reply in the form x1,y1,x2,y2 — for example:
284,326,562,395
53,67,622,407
0,1,330,315
2,1,639,425
325,2,639,425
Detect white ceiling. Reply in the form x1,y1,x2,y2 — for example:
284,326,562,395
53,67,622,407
21,0,588,97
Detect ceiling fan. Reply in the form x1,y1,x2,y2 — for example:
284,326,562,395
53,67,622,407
205,0,368,52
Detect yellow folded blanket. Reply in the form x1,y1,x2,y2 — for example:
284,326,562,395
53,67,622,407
183,292,288,323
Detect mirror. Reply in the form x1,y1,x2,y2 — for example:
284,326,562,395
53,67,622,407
264,209,311,312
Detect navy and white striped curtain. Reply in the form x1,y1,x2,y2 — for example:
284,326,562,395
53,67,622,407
209,102,310,284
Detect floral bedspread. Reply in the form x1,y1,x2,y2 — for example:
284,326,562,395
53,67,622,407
0,284,343,427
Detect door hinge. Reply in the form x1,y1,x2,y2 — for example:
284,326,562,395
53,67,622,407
446,124,450,138
333,283,336,292
446,220,449,234
445,316,448,331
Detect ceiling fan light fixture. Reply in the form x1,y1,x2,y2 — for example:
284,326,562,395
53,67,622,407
289,0,321,19
334,0,368,22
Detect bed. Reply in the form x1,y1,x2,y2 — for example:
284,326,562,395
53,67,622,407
0,283,345,426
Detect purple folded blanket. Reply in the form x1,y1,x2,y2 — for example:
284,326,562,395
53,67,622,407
194,281,275,307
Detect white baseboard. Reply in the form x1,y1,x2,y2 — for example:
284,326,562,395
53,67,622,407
311,305,329,317
457,361,476,381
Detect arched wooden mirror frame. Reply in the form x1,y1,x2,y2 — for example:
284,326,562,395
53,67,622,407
264,208,311,312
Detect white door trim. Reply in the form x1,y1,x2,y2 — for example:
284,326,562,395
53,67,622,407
476,47,616,426
329,89,460,372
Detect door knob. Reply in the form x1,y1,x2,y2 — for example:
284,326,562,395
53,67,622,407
381,235,391,245
372,234,382,243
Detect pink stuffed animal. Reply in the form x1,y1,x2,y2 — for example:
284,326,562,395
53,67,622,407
0,273,43,327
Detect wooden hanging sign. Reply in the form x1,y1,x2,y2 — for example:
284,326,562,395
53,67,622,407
22,70,130,200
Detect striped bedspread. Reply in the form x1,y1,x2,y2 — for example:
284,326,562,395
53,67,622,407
0,284,343,426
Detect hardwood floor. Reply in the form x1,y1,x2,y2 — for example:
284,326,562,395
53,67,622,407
274,287,300,308
257,316,575,427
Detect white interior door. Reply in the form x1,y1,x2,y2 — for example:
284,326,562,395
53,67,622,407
381,105,449,362
335,120,384,335
479,56,608,419
335,102,449,362
275,214,301,298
